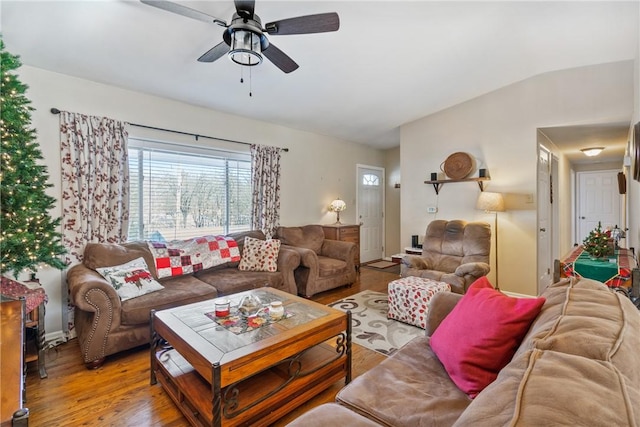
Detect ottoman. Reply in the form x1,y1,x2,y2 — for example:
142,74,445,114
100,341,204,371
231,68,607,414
387,276,451,328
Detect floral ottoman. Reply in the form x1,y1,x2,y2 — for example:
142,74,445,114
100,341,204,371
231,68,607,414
387,276,451,329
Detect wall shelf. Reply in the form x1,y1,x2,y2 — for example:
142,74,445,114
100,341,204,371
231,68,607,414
424,177,490,195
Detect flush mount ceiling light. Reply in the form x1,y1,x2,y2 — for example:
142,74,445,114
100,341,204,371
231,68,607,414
581,147,605,157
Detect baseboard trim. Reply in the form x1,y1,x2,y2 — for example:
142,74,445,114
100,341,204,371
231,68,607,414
45,330,68,347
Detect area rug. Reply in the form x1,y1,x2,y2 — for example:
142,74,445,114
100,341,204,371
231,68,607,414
366,260,398,269
328,290,424,356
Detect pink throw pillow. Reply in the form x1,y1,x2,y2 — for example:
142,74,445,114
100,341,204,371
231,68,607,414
430,277,545,398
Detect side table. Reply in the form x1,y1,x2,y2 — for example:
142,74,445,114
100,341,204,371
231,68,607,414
0,276,48,380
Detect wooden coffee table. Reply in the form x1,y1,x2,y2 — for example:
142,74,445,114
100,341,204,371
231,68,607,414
150,287,351,427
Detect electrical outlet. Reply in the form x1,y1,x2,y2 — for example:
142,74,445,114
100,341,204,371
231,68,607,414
427,207,438,213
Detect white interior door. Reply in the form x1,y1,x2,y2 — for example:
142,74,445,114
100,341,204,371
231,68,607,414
357,165,384,263
537,146,552,295
577,171,621,243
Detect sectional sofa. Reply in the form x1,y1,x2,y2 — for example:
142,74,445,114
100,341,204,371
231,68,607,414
287,277,640,426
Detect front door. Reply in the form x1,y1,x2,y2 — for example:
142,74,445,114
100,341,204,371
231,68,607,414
357,165,384,263
577,170,621,243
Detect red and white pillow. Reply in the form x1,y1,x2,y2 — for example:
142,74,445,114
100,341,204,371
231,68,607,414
238,236,281,272
96,257,164,301
148,235,241,279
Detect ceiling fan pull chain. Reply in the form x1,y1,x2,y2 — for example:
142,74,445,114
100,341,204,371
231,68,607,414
249,66,253,97
240,66,244,84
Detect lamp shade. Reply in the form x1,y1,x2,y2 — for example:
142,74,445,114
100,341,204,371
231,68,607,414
329,199,347,212
476,192,505,212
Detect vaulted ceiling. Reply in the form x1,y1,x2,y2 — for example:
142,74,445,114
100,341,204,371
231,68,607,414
2,1,638,150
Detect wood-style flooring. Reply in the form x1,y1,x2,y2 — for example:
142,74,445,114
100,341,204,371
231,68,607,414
24,266,400,426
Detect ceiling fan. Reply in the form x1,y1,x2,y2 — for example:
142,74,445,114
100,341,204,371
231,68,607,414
140,0,340,73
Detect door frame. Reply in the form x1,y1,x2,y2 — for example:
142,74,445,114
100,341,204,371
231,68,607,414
537,144,553,294
575,169,623,244
356,164,386,262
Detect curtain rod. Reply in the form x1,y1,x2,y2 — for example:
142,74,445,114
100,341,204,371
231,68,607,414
49,108,289,152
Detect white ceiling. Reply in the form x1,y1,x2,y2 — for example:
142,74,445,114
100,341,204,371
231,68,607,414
540,123,631,165
1,1,638,150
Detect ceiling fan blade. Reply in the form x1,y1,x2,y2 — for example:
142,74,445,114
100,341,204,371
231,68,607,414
234,0,255,19
263,43,299,73
140,0,226,25
197,42,230,63
265,12,339,35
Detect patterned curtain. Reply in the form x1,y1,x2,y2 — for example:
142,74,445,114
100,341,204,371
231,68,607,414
250,144,281,238
59,111,129,263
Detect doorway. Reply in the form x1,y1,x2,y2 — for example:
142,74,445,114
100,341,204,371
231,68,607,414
576,170,622,243
356,165,384,263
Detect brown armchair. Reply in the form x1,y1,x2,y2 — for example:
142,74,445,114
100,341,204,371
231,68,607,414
401,220,491,294
275,225,357,298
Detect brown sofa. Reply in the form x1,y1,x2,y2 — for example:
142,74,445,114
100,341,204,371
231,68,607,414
275,225,357,297
401,220,491,294
67,230,300,369
287,277,640,426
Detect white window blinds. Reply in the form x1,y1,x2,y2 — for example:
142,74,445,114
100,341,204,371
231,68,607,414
127,139,251,241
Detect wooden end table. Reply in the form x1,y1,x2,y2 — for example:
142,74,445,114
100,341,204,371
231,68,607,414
150,287,351,427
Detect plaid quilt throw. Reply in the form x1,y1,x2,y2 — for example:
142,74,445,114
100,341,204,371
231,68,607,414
148,235,241,279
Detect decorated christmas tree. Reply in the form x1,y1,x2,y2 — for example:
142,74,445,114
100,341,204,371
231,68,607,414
582,221,612,259
1,39,66,276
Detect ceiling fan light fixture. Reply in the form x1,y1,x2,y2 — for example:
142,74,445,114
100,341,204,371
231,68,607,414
229,30,263,66
581,147,605,157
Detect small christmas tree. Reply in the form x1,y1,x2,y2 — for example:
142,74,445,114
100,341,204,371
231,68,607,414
0,39,66,276
582,221,612,259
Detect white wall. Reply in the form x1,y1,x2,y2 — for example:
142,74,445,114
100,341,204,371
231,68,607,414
18,65,385,339
628,11,640,252
401,61,634,295
384,146,401,257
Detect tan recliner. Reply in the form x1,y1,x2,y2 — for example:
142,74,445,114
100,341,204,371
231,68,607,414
275,225,357,298
401,220,491,294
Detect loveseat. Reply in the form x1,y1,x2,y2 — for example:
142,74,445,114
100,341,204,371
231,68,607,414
287,277,640,426
67,230,300,369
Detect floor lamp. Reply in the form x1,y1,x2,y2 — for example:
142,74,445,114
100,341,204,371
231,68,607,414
476,192,505,290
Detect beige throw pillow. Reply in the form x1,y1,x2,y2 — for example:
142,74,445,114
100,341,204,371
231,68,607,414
238,236,281,272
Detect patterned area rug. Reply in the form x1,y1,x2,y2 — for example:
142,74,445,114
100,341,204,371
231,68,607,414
328,290,424,356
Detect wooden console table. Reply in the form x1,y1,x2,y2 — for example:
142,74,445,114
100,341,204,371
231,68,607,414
0,277,48,380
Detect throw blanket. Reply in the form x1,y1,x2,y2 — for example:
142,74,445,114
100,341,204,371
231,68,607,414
148,235,241,279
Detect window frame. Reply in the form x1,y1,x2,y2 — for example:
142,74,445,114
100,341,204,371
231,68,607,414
127,137,252,241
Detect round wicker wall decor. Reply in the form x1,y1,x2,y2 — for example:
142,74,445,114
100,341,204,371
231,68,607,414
442,152,474,179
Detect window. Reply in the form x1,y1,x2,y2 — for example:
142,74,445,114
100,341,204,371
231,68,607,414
362,173,380,186
128,139,252,241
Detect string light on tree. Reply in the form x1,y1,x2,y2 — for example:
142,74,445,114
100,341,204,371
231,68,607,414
0,39,66,277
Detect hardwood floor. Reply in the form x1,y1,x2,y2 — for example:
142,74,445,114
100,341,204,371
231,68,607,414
24,266,400,426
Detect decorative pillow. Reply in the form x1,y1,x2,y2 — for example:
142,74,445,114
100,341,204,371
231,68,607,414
238,236,281,272
148,235,241,279
96,257,164,301
430,276,546,398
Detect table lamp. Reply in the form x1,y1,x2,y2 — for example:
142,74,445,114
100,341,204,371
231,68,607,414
329,199,346,224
